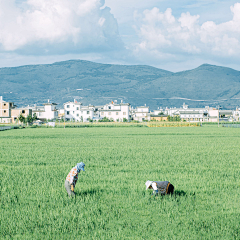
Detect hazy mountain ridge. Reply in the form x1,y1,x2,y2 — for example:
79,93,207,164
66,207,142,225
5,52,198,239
0,60,239,110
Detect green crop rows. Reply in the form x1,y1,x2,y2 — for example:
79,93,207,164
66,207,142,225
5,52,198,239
1,126,239,239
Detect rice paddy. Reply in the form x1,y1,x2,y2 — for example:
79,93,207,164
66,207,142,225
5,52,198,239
1,126,239,239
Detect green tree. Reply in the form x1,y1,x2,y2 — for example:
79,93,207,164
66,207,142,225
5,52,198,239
33,113,38,121
99,117,112,122
123,118,128,122
88,118,93,122
173,116,181,121
26,115,33,125
18,114,25,125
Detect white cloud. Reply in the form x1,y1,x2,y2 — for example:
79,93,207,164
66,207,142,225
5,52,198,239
134,3,240,61
0,0,123,53
179,12,199,31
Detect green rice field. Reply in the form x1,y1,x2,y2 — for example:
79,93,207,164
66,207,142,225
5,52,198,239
1,126,239,239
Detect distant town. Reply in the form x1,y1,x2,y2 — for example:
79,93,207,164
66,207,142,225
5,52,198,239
0,96,239,124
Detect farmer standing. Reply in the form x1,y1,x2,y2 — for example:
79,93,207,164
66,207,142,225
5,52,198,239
145,180,174,196
65,162,85,197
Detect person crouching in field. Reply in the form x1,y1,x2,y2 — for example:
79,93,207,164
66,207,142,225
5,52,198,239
145,180,174,196
65,162,85,197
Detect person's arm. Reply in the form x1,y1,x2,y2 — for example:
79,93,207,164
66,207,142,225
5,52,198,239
152,182,158,190
152,182,159,195
69,168,78,190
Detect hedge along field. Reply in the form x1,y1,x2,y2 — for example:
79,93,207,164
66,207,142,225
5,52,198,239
0,127,239,240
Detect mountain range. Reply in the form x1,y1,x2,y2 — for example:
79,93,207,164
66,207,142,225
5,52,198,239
0,60,240,110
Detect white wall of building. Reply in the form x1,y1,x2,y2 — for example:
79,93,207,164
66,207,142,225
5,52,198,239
32,101,58,121
99,102,130,122
133,106,150,121
233,108,240,121
64,101,95,122
208,108,219,122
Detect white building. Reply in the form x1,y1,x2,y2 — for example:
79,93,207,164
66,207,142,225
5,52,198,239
64,100,95,122
233,107,240,121
132,105,150,122
152,107,165,116
99,100,130,122
175,104,208,122
63,100,130,122
163,103,214,122
31,100,58,121
207,107,219,122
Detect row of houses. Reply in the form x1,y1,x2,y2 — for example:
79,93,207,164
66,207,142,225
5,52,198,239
0,96,239,123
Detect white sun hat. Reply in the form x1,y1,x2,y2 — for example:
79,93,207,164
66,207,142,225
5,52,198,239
145,180,153,190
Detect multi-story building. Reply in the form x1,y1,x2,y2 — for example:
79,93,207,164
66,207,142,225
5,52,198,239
233,107,240,121
11,108,32,123
132,105,150,122
0,96,33,123
64,100,95,122
63,100,130,122
0,96,16,123
30,100,58,121
207,107,219,122
166,103,209,122
99,100,130,122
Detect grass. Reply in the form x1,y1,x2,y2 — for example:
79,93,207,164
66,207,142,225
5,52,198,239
1,126,239,239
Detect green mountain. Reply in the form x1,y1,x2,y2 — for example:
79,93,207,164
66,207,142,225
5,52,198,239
0,60,239,110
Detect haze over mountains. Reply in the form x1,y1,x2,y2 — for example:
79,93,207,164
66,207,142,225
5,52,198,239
0,60,239,110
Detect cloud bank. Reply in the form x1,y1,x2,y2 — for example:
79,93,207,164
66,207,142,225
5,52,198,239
134,3,240,64
0,0,123,54
0,1,240,71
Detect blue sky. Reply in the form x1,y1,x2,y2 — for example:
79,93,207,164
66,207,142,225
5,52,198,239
0,0,239,71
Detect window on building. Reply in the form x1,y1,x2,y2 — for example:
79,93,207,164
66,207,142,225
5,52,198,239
73,111,75,114
81,111,83,114
77,114,79,117
67,111,70,115
4,110,6,113
76,107,79,110
116,112,119,115
67,105,70,108
123,112,126,115
4,103,6,106
101,112,104,115
22,110,25,114
108,112,111,115
108,106,111,109
87,111,89,114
